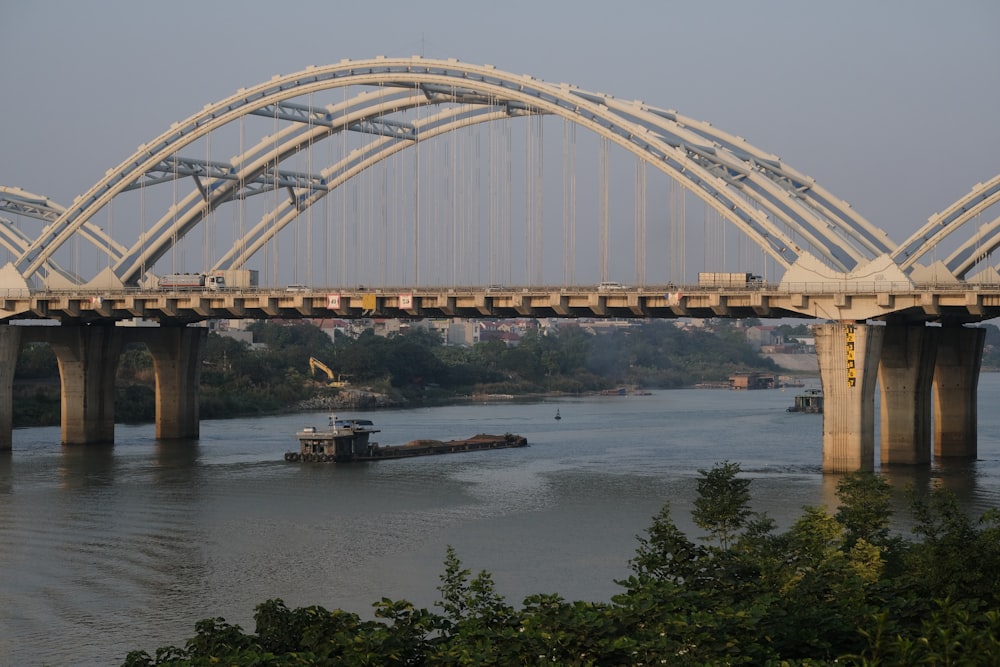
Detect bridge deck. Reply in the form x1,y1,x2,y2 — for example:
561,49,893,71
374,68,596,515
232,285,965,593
3,285,998,325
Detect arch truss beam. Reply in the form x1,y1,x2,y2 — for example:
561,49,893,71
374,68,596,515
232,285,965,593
15,57,902,286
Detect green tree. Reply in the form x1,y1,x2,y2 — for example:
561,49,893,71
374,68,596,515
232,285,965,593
435,546,513,626
692,460,752,550
626,502,704,584
900,486,1000,610
431,546,521,665
14,341,58,378
834,471,894,548
122,461,1000,666
761,507,875,659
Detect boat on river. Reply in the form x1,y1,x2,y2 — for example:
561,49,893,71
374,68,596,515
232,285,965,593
285,415,528,462
787,388,823,413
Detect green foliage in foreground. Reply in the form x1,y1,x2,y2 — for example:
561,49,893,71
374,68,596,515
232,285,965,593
122,465,1000,666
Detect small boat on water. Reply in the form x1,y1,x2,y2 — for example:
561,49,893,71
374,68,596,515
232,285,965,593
787,388,823,414
285,416,528,463
555,409,561,420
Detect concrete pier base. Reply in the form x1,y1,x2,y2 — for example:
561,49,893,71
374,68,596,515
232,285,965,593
40,325,126,445
933,326,984,459
2,324,207,447
877,324,936,465
814,323,884,472
137,326,207,440
0,326,22,451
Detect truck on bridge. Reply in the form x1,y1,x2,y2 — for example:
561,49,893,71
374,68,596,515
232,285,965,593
698,272,764,288
158,273,227,290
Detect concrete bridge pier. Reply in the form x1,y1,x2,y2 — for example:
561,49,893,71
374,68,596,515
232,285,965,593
43,325,125,445
933,325,984,459
877,324,937,465
137,326,207,440
814,323,884,472
0,326,22,451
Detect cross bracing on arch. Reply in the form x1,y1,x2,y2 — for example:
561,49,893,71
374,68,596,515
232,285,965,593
212,104,518,275
112,88,433,285
0,186,125,285
633,105,897,262
0,215,82,285
892,174,1000,278
15,57,905,286
943,212,1000,280
122,93,817,280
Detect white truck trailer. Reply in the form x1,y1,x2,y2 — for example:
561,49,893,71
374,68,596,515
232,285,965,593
158,273,227,290
697,272,763,288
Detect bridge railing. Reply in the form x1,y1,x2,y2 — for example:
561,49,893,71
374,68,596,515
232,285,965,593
6,282,1000,300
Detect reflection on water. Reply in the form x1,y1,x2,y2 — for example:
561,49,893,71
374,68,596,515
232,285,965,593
3,375,1000,664
154,439,201,471
58,443,116,490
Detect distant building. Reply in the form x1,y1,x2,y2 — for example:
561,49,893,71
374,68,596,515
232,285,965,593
371,318,403,337
217,329,254,346
728,372,776,390
408,318,450,341
446,320,480,346
583,319,638,335
744,325,778,349
479,324,522,346
789,336,816,352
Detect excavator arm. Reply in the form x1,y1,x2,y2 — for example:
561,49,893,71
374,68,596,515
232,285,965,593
309,356,335,381
309,357,350,388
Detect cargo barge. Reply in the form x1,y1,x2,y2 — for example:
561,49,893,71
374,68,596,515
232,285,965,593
787,388,823,413
285,416,528,462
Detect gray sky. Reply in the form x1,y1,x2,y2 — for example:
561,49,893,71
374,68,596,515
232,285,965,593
2,0,998,247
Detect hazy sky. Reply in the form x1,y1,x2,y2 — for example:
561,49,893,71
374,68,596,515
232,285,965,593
2,0,998,246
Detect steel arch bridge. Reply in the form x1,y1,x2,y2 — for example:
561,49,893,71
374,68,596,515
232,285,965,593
2,57,999,468
1,56,998,293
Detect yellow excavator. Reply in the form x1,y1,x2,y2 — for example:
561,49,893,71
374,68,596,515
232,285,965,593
309,356,350,388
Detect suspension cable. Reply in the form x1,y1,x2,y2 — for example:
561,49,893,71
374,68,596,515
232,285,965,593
534,115,544,284
635,159,646,286
669,178,684,284
204,129,211,275
562,119,577,285
600,136,609,283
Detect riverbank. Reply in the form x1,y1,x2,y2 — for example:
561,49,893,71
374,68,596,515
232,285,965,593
295,388,405,411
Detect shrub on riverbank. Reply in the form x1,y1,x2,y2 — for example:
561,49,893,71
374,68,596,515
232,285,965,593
121,465,1000,666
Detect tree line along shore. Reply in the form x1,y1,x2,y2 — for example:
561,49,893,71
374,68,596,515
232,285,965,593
14,318,1000,427
12,319,796,427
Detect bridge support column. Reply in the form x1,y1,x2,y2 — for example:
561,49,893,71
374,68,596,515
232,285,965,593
45,325,124,445
933,326,984,459
877,324,936,465
814,322,884,472
142,326,207,440
0,326,22,451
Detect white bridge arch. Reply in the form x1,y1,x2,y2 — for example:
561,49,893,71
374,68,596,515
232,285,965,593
892,174,1000,280
2,57,997,290
0,186,126,284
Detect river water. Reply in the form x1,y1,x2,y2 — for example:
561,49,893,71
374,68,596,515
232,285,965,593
4,376,1000,665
